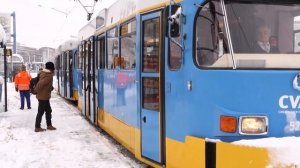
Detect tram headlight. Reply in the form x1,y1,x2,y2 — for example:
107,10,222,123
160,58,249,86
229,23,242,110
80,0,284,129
239,116,268,135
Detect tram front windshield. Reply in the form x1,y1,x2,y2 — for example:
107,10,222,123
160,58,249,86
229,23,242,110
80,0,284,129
195,1,300,69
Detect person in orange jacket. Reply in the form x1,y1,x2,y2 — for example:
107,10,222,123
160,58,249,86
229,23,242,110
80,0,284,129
14,65,32,110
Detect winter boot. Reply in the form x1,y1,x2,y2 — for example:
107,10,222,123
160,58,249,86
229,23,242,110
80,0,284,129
35,128,46,132
47,125,56,130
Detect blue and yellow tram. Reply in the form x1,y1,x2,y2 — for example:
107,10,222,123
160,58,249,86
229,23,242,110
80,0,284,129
59,0,300,167
56,40,79,101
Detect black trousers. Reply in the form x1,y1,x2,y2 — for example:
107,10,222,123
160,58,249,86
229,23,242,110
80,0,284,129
35,100,52,128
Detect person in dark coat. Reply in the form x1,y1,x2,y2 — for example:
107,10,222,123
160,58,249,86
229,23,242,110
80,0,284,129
253,24,279,53
34,62,56,132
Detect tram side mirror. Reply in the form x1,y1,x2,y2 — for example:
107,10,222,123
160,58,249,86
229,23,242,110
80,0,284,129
168,6,182,38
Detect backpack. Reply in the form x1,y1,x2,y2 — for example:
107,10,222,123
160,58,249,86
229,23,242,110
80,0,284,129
30,75,39,94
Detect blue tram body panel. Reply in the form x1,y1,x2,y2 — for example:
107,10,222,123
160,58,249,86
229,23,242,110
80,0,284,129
77,69,83,96
102,70,138,127
72,69,79,91
141,109,160,162
97,69,104,109
166,69,300,142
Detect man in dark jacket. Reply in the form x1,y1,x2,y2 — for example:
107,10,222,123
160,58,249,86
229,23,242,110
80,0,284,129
34,62,56,132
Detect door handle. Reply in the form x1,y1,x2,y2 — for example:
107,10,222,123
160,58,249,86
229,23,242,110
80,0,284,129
142,116,146,123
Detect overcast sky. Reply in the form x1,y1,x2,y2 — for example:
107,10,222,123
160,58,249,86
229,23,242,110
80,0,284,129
0,0,116,49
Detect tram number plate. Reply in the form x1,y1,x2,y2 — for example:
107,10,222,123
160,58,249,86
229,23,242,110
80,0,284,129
289,121,300,132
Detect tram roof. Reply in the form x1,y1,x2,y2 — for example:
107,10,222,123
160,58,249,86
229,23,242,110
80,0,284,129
57,40,79,52
95,0,171,35
78,0,181,39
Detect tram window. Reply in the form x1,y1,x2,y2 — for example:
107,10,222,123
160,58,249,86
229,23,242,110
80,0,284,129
142,77,159,111
107,27,119,69
63,52,67,71
98,37,105,69
120,19,136,69
74,51,78,69
68,51,72,71
227,1,300,69
79,45,83,69
85,43,89,68
195,1,228,68
95,40,99,69
69,56,72,71
59,55,62,69
90,40,94,71
142,18,160,73
169,37,182,70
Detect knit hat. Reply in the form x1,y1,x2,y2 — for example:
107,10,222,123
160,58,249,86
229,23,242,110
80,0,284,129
21,65,26,71
45,62,55,70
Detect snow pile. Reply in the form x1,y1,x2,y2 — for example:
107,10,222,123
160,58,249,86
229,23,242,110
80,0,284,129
0,119,13,142
234,137,300,167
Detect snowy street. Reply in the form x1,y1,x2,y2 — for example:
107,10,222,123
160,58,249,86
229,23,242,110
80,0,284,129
0,83,146,168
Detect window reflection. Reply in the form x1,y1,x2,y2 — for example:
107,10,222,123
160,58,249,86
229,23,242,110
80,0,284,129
169,37,182,70
107,27,118,69
143,18,160,73
121,20,136,69
142,78,159,111
195,1,300,69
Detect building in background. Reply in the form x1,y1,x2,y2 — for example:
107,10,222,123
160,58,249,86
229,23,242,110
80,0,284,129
0,42,55,80
16,44,55,72
39,47,56,63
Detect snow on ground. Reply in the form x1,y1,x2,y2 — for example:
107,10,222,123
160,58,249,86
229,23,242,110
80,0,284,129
0,83,146,168
233,137,300,167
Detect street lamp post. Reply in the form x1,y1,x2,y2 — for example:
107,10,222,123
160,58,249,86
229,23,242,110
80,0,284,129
10,12,16,82
10,12,16,54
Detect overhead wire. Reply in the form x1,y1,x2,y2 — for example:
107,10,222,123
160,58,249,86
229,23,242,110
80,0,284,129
52,2,78,46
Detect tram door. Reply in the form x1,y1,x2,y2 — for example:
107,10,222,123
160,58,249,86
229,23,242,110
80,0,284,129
66,51,73,99
68,50,73,99
56,55,60,94
59,54,64,96
63,52,68,97
58,56,61,93
83,38,96,122
140,12,163,163
96,35,105,124
83,41,90,118
90,39,96,123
